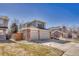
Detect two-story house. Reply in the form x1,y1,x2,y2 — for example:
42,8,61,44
19,20,50,41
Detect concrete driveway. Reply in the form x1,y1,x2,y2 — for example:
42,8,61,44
39,39,79,56
38,39,73,51
63,46,79,56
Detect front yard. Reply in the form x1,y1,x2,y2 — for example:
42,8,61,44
0,43,64,56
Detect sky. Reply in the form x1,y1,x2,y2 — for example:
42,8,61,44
0,3,79,28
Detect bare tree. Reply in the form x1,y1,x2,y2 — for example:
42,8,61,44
10,19,18,33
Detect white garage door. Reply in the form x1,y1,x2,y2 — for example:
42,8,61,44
31,30,38,40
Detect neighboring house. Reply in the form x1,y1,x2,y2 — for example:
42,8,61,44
0,16,9,40
49,26,63,39
50,30,63,39
49,26,79,40
49,26,71,40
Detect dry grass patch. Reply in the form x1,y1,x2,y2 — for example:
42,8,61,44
0,43,64,56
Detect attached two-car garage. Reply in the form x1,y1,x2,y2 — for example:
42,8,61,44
21,27,50,41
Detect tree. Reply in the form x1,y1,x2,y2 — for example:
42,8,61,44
10,19,18,33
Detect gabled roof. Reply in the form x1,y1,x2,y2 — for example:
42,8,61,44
51,30,68,34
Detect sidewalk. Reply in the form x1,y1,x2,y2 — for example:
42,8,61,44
63,44,79,56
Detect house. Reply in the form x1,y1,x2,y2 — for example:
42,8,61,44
19,20,50,41
0,16,9,40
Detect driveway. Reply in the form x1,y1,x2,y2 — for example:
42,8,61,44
38,39,73,51
39,39,79,56
63,46,79,56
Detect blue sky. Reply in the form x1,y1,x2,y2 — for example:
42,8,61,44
0,3,79,28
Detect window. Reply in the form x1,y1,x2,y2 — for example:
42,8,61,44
38,23,44,29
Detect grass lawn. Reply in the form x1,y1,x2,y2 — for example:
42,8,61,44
0,43,64,56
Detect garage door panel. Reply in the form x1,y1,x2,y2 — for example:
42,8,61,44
31,30,38,40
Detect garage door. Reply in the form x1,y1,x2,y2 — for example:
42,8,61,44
31,30,38,40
